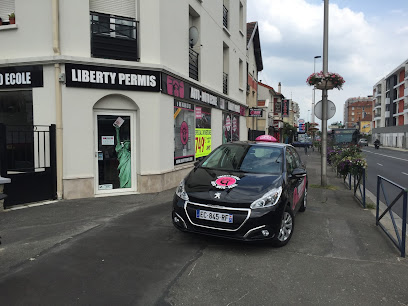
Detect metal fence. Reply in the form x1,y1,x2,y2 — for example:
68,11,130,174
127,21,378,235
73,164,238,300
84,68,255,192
344,169,366,208
376,175,407,257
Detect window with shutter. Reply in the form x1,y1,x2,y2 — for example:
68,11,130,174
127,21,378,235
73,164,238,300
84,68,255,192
0,0,15,22
89,0,136,19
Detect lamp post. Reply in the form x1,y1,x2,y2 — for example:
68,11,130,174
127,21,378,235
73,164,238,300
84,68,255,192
321,0,329,186
312,56,321,124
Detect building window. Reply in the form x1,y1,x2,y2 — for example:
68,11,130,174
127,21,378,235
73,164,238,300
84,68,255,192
223,0,229,29
239,59,243,89
223,43,229,94
352,112,354,115
239,2,244,33
0,0,15,24
189,6,200,81
0,90,33,126
90,12,139,62
352,107,355,110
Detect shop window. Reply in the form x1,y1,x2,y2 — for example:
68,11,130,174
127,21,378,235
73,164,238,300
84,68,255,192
222,112,239,143
195,106,211,159
0,90,33,126
174,101,195,165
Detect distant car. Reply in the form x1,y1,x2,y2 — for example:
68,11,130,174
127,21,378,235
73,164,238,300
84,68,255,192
291,139,312,148
358,139,368,146
172,141,307,246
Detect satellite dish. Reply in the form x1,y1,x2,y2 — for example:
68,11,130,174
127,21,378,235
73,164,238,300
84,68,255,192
314,100,336,120
189,26,199,47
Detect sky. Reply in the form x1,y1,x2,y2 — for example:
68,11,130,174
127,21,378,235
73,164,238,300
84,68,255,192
247,0,408,127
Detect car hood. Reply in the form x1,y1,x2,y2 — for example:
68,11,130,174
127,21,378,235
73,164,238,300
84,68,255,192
184,167,283,207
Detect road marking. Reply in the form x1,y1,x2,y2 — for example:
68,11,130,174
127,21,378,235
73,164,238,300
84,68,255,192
362,150,408,162
402,172,408,176
377,163,383,166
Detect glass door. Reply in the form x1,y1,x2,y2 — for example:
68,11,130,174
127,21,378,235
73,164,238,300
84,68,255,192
95,112,135,193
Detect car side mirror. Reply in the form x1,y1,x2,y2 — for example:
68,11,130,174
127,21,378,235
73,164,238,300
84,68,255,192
291,168,307,179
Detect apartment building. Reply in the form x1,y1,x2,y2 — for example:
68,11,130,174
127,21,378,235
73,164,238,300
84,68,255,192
257,82,284,142
372,59,408,148
245,21,263,134
0,0,249,205
343,97,372,129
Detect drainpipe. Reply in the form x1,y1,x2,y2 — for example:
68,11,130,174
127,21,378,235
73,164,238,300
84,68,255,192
52,0,63,199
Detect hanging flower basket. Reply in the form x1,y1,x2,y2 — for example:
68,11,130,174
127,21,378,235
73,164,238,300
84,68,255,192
306,71,345,90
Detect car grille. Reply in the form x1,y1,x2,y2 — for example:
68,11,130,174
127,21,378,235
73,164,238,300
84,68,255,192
185,201,251,231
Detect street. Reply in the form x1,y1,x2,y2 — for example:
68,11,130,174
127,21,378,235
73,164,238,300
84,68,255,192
361,146,408,218
1,151,408,305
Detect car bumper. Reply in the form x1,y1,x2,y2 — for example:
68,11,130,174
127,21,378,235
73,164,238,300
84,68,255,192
172,195,284,241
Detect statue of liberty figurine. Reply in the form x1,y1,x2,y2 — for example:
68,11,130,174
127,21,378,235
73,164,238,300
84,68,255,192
115,125,131,188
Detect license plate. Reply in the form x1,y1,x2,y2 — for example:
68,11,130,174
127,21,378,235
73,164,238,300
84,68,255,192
196,209,233,223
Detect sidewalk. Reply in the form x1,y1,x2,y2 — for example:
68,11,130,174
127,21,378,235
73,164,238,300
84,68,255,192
0,149,408,305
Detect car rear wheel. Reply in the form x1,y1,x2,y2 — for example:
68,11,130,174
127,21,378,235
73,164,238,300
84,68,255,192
271,205,294,247
299,187,307,212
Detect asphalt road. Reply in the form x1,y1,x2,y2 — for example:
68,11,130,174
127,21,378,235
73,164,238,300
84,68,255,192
361,146,408,218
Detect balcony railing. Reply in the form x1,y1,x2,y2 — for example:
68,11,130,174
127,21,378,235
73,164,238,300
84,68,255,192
374,112,381,118
223,72,228,94
90,12,139,62
189,49,199,81
223,5,228,28
405,87,408,97
375,101,381,107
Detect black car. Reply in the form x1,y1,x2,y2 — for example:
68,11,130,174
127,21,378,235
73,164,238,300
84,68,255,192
172,141,307,247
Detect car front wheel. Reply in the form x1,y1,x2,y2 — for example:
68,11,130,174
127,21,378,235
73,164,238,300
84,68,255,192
271,205,294,247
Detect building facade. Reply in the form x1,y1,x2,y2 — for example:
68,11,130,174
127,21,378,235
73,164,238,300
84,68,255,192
372,59,408,148
245,21,263,134
0,0,249,204
343,97,372,129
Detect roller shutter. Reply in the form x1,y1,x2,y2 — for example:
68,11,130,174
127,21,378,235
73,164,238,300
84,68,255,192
90,0,136,18
0,0,15,22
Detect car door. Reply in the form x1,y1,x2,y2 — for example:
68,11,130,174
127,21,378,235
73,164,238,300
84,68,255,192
285,147,298,212
288,147,307,213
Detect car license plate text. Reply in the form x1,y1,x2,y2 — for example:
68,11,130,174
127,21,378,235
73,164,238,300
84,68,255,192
196,209,233,223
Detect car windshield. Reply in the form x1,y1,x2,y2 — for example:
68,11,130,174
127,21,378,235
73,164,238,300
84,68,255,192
201,144,283,174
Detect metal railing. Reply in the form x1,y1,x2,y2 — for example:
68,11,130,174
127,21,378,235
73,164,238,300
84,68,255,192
376,175,407,257
223,72,228,94
344,169,366,208
189,48,199,81
90,11,139,61
223,5,228,28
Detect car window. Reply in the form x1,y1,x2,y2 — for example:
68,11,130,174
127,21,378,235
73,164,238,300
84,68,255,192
240,146,283,174
289,147,302,168
286,148,296,173
201,144,283,174
202,145,247,170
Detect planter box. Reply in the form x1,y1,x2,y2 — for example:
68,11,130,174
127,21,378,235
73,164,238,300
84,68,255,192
315,80,335,90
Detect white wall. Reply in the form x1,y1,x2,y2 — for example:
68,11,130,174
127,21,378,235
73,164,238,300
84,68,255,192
0,0,54,59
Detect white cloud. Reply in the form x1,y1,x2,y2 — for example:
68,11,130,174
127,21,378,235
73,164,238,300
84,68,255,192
248,0,408,125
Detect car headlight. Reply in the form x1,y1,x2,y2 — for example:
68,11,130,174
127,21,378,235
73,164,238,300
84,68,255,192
175,179,189,201
250,186,282,209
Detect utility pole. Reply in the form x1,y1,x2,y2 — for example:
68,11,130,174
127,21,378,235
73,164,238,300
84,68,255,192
321,0,329,186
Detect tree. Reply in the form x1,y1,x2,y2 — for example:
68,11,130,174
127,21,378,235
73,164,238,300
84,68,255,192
282,122,297,143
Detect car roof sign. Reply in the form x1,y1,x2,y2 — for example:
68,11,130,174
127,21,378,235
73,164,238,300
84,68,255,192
255,135,278,142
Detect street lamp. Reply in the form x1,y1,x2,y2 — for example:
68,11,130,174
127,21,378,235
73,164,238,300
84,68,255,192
312,55,321,124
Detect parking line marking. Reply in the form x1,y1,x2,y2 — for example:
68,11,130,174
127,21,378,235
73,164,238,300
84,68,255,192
377,163,383,166
402,172,408,176
362,150,408,162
